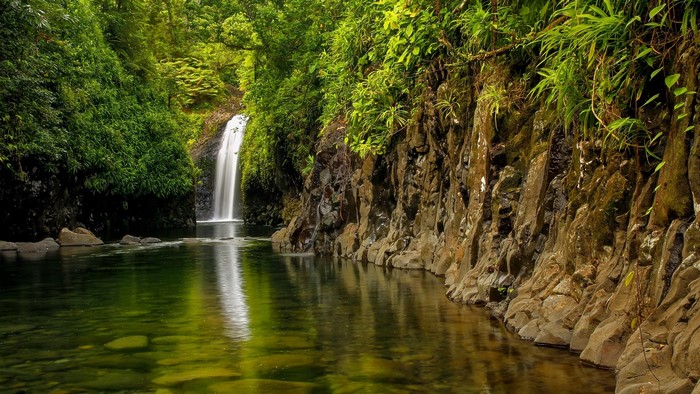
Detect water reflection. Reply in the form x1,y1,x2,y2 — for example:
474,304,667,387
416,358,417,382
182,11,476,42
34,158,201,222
214,244,250,341
197,221,239,239
200,222,251,340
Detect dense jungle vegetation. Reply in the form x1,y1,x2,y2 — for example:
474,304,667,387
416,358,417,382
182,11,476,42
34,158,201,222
1,0,698,210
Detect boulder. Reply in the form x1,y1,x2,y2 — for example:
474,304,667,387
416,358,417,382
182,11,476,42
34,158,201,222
140,237,162,244
57,227,104,246
120,235,141,245
16,238,60,253
74,227,98,237
0,241,17,251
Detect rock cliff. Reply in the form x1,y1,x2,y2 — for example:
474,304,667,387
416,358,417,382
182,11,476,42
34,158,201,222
0,163,195,241
273,62,700,392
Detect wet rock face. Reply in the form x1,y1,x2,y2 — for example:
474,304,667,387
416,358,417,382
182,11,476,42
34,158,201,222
272,63,700,392
0,163,195,241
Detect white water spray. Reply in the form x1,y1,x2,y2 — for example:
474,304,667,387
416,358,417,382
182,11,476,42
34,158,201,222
212,115,247,221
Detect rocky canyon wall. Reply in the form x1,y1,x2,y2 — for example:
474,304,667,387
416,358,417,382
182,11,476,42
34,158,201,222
273,61,700,393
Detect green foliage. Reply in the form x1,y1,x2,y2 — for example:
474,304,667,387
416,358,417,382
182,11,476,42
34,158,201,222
158,56,226,108
532,0,699,153
0,0,193,198
320,0,446,157
4,0,698,208
302,154,315,177
231,0,340,195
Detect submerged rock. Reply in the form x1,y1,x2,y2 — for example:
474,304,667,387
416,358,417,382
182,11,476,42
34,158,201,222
239,354,319,378
152,367,240,386
82,354,153,371
79,371,149,391
104,335,149,351
57,227,104,246
140,237,162,244
245,335,314,350
340,356,413,383
210,379,319,393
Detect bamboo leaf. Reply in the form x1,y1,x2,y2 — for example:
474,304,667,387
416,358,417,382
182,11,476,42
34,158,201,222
654,161,665,172
649,4,665,18
665,73,681,88
635,46,652,60
673,87,688,96
641,93,660,107
624,271,635,287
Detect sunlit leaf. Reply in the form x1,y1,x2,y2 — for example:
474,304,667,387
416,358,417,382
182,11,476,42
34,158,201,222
673,87,688,96
649,4,665,19
641,93,660,107
665,74,681,88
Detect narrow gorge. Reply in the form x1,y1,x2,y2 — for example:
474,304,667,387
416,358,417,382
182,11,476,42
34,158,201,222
272,60,700,393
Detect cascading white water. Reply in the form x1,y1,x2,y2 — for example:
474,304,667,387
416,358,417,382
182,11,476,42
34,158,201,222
212,115,247,221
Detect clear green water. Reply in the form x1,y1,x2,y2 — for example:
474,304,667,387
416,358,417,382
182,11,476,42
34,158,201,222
0,223,615,393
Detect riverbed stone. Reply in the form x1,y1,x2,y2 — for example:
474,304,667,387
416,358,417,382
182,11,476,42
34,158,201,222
120,235,141,245
340,356,412,383
152,367,240,386
57,228,103,246
245,335,314,350
82,354,153,371
104,335,149,351
239,354,318,378
210,379,319,393
140,237,162,244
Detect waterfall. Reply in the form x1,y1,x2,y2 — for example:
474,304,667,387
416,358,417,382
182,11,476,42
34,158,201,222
212,115,247,221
